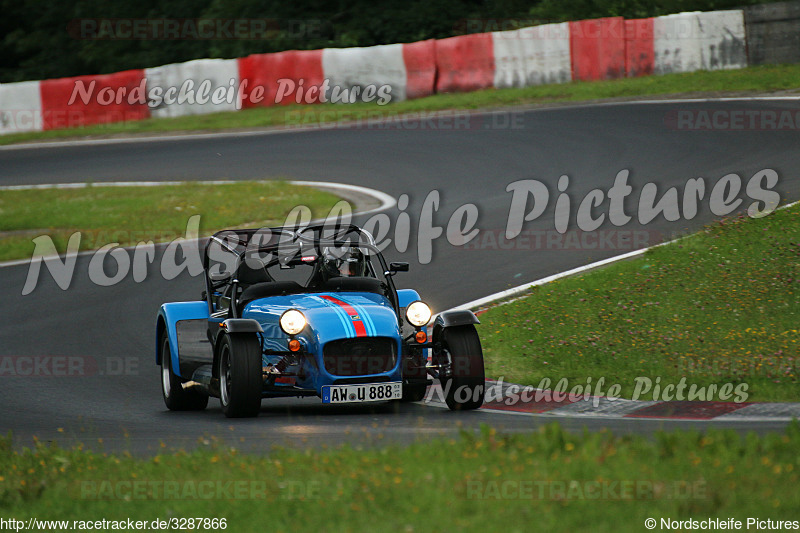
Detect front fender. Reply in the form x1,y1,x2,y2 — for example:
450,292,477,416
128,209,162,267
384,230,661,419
397,289,422,309
433,310,480,333
208,318,264,361
221,318,263,334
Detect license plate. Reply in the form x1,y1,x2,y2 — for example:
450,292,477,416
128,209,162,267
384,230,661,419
322,382,402,404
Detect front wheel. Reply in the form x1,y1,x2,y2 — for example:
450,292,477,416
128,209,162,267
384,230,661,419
217,333,263,418
436,325,485,411
401,381,429,402
161,331,208,411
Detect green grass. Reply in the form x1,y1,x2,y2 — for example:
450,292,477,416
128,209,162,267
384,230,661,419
2,423,799,532
2,64,800,146
0,181,340,262
479,205,800,402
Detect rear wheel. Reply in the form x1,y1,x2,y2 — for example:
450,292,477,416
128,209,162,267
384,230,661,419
161,331,208,411
436,325,485,411
218,333,263,418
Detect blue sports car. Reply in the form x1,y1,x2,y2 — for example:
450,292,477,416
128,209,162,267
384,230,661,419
156,224,485,417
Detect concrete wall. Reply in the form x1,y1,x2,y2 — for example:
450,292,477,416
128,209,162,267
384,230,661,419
745,1,800,65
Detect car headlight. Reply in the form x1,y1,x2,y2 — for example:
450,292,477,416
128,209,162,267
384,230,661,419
406,301,432,327
280,309,307,335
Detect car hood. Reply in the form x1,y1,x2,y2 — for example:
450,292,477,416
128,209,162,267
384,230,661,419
243,291,401,344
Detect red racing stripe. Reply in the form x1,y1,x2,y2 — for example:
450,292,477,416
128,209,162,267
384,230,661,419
319,295,367,337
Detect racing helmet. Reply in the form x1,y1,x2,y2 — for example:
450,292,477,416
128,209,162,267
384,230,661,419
321,247,367,278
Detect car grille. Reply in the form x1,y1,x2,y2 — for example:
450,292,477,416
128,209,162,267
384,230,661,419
323,337,397,377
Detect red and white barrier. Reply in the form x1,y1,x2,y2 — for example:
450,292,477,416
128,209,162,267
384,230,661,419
570,17,626,81
0,8,752,135
696,10,747,70
321,40,437,103
654,12,703,74
402,40,437,100
238,50,324,107
435,33,495,93
322,44,407,102
239,41,435,107
145,59,239,118
493,23,571,88
654,10,746,74
625,18,655,77
40,69,149,130
0,81,43,134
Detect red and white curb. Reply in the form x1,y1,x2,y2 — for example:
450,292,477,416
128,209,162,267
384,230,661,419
424,380,800,421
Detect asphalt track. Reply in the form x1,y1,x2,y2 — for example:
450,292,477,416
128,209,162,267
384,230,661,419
1,100,799,453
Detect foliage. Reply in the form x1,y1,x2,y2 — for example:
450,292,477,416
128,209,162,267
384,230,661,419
0,181,340,261
0,0,533,82
2,424,799,531
0,0,779,83
481,204,800,401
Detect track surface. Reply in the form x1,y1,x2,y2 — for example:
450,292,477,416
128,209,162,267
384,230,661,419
2,101,799,453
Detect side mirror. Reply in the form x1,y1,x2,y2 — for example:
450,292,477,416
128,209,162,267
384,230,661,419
388,262,409,274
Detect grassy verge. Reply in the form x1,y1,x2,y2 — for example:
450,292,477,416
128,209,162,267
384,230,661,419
0,181,341,262
479,205,800,402
1,424,798,532
2,64,800,146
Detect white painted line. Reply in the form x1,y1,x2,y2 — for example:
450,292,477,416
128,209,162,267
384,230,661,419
473,405,787,422
0,178,397,213
705,416,800,422
0,126,322,151
447,247,649,312
715,403,800,419
2,96,798,151
621,96,800,104
0,180,396,269
290,180,396,216
435,202,800,422
446,199,800,314
0,180,230,190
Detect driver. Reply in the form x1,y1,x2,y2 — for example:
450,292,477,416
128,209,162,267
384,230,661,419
322,247,367,278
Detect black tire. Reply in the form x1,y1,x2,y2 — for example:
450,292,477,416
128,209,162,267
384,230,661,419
437,325,485,411
217,333,263,418
401,381,429,402
160,331,208,411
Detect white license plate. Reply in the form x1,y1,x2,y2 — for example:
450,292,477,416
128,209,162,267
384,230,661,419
322,382,402,404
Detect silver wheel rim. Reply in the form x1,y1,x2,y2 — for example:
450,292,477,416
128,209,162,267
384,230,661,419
438,343,452,381
220,345,230,406
161,339,171,398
